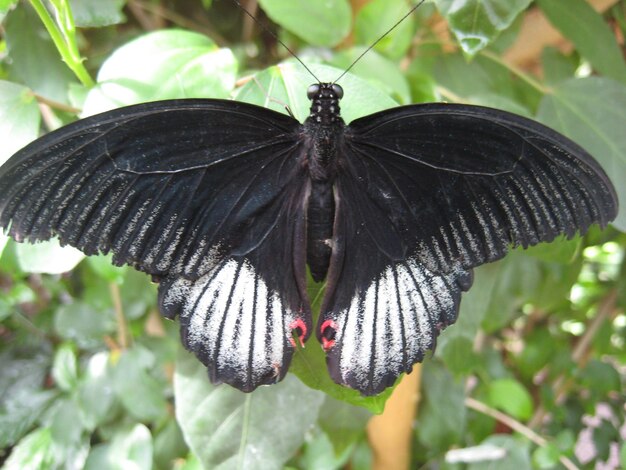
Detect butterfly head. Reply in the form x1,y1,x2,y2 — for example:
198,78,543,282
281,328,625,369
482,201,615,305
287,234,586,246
306,83,343,125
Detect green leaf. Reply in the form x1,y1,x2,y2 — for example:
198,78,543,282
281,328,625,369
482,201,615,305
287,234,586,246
15,238,85,274
537,77,626,231
523,236,580,263
84,30,237,113
415,362,466,453
2,428,55,469
112,347,168,422
87,254,127,284
437,0,532,56
0,348,56,448
4,3,78,102
0,80,41,165
330,48,412,104
354,0,415,60
235,62,397,123
258,0,351,47
0,0,18,14
487,378,534,420
70,0,126,27
541,47,578,86
174,349,325,470
48,398,90,468
54,301,116,348
76,352,116,431
107,424,154,470
620,440,626,470
298,429,353,470
537,0,626,83
318,397,371,455
153,419,188,469
578,360,621,399
51,343,79,392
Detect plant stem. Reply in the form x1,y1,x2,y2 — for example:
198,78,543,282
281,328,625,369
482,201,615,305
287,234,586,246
29,0,95,88
465,397,579,470
110,282,129,349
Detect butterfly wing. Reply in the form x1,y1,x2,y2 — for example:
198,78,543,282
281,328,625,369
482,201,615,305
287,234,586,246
321,103,618,395
0,99,312,392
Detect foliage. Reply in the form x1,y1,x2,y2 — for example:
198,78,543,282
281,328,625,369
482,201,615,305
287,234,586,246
0,0,625,469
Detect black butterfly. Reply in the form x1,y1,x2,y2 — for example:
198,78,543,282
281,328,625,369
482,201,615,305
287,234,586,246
0,81,617,396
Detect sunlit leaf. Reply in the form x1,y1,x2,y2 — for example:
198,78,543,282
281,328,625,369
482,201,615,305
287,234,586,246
84,30,237,114
487,378,534,420
4,3,78,102
258,0,351,47
15,238,85,274
174,349,325,469
0,80,40,165
51,343,79,392
107,424,153,470
538,77,626,231
437,0,532,56
354,0,415,60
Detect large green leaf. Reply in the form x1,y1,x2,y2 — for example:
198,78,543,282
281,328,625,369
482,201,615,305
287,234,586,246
537,77,626,232
84,30,237,114
235,62,397,125
258,0,351,47
174,349,325,470
330,48,412,104
108,425,153,470
437,0,532,56
4,3,78,103
537,0,626,84
354,0,415,60
15,238,85,274
0,80,40,165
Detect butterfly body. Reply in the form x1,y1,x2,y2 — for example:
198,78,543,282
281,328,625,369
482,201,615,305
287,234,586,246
0,81,617,395
303,83,345,281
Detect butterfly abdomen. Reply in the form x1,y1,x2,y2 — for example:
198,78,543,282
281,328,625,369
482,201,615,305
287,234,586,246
306,179,335,281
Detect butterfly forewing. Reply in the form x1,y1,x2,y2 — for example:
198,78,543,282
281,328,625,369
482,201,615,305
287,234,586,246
317,103,618,394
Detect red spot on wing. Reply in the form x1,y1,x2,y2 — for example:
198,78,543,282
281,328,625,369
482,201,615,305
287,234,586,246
289,318,307,348
320,319,338,350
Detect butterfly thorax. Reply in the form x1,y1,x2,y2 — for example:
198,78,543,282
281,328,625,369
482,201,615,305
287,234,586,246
304,83,345,180
303,83,345,282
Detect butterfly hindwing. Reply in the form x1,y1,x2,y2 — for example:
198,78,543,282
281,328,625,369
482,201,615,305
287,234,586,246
158,177,311,391
319,103,617,395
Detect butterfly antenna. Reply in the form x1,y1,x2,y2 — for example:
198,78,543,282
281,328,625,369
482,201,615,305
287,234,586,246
231,0,321,83
333,0,427,84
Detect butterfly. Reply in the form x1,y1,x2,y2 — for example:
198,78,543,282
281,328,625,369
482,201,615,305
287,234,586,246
0,78,617,396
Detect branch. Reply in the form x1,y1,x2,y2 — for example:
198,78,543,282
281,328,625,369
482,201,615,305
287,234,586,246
465,397,579,470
